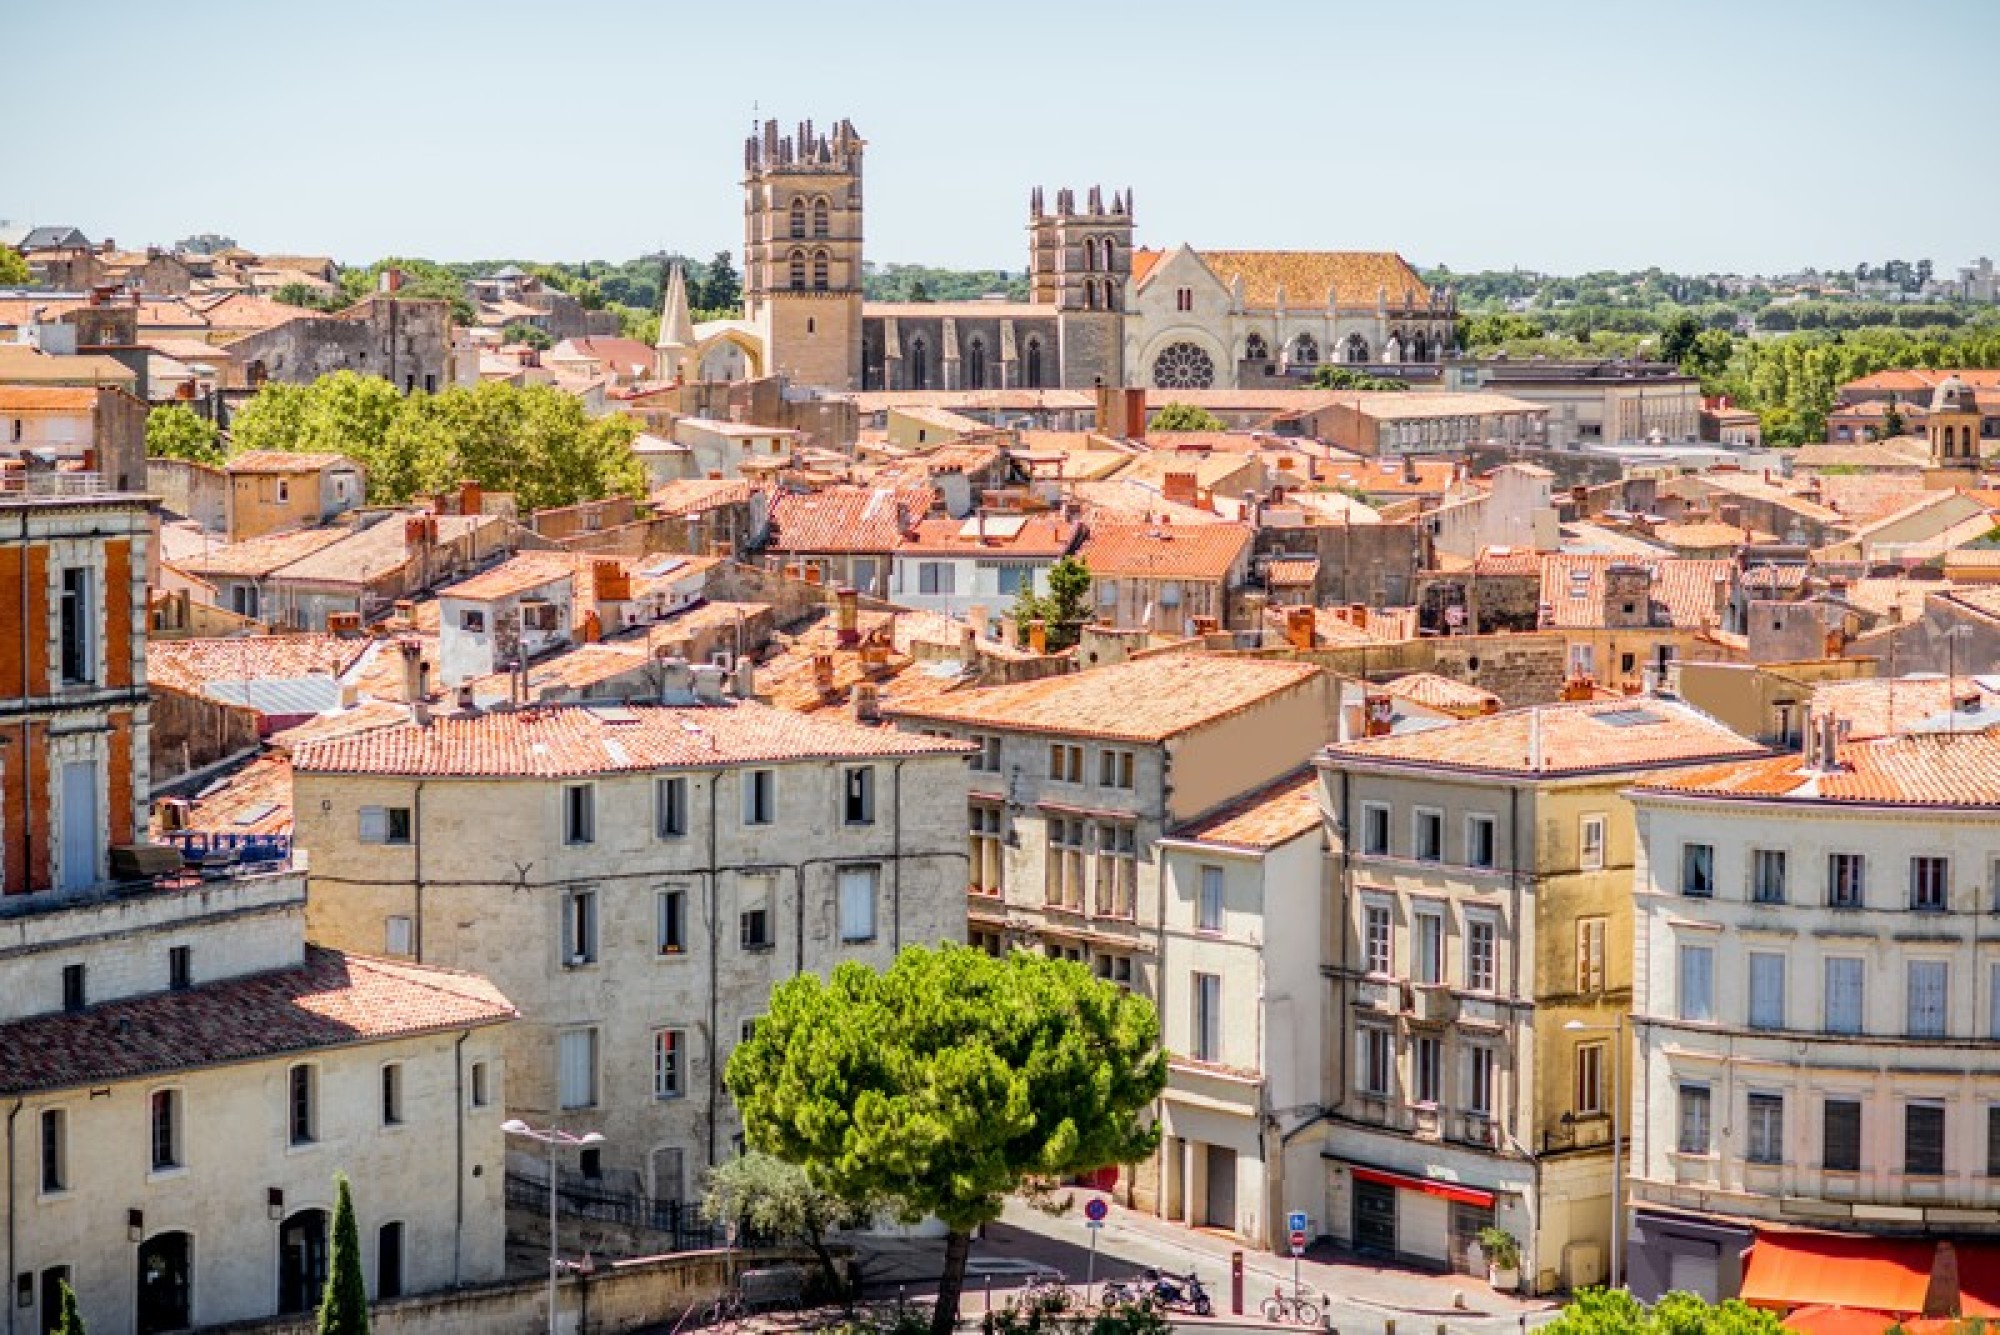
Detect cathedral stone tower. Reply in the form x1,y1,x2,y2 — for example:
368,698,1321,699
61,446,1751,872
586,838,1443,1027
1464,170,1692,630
1029,185,1131,386
1928,374,1982,469
744,118,865,391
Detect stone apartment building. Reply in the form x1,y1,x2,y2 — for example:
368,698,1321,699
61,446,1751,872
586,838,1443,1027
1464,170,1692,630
224,296,452,394
221,451,365,542
1075,521,1254,637
883,653,1338,1213
1316,698,1764,1292
290,696,972,1208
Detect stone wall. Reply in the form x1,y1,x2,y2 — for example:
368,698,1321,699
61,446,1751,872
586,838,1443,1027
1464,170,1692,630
226,298,451,393
148,682,261,784
147,458,230,531
1252,521,1424,606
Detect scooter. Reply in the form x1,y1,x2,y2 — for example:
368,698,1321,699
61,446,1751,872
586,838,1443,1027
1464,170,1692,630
1143,1268,1213,1316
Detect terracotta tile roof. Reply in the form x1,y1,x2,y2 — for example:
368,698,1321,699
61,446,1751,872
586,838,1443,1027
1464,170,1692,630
1840,577,1950,623
1144,249,1431,310
1266,558,1319,585
1537,554,1733,630
1130,250,1163,287
846,389,1097,414
1323,697,1765,778
223,451,355,474
546,337,658,377
1808,675,2000,741
148,633,373,697
163,754,296,837
1473,546,1542,576
1314,390,1543,422
1792,441,1929,471
766,484,936,554
0,346,140,386
1651,520,1775,549
292,699,971,777
272,514,496,588
1326,458,1459,496
0,947,515,1098
1169,768,1321,851
268,700,414,749
896,514,1079,558
1072,479,1230,524
441,551,576,601
1843,368,2000,395
1378,672,1501,717
0,386,99,410
1678,472,1845,525
884,655,1324,742
1076,521,1251,580
465,642,651,703
1633,731,2000,808
175,526,352,579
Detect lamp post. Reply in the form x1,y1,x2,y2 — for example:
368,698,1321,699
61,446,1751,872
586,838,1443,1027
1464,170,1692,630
503,1119,606,1335
1565,1016,1625,1289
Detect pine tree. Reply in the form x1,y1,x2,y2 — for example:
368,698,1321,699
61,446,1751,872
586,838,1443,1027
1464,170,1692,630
318,1173,370,1335
55,1280,86,1335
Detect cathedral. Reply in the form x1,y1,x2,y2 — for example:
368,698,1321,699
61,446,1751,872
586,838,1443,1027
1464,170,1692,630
655,117,1456,394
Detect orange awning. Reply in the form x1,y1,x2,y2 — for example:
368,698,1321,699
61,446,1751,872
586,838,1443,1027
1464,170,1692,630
1953,1242,2000,1317
1741,1233,1937,1315
1781,1307,1897,1335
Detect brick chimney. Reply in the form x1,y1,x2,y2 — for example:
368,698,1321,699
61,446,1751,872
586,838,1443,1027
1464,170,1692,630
835,586,860,648
1285,606,1316,651
1162,471,1199,506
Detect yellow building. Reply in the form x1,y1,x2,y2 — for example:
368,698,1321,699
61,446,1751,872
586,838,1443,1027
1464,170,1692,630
221,451,363,542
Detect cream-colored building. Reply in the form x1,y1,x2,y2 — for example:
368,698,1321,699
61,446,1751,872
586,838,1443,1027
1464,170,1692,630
221,451,364,543
1623,728,2000,1308
884,654,1338,1218
1153,769,1326,1248
291,697,972,1208
1316,698,1764,1292
0,861,515,1335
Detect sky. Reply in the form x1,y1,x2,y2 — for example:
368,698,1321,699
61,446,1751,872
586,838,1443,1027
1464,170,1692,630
6,0,1996,279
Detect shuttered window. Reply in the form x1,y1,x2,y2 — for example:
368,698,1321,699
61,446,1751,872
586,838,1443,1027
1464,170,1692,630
1907,961,1948,1038
1748,952,1786,1030
1825,957,1865,1035
1824,1099,1861,1172
1905,1102,1945,1177
1678,943,1714,1022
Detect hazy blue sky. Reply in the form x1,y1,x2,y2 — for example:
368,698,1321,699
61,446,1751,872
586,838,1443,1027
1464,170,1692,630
6,0,1994,277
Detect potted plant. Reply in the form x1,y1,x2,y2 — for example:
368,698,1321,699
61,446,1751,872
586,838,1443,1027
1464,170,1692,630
1478,1226,1521,1292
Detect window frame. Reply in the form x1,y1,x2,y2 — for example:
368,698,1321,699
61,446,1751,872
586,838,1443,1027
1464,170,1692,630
657,887,687,956
1828,852,1866,908
837,865,879,944
1748,950,1786,1030
1823,1098,1862,1173
1576,917,1607,995
1362,901,1393,977
288,1063,317,1146
1911,856,1950,911
1197,865,1225,934
842,766,876,826
1574,1041,1605,1117
1359,802,1391,857
1677,941,1715,1022
39,1107,66,1195
381,1062,404,1127
358,805,413,846
1466,915,1497,993
562,889,598,966
653,1027,686,1100
1466,813,1497,870
1681,842,1715,898
742,769,776,826
1747,1092,1784,1166
1413,807,1444,864
1192,972,1222,1063
1905,1100,1946,1177
1677,1082,1713,1156
150,1088,183,1173
1579,814,1607,871
557,1028,600,1111
656,775,689,839
562,783,596,846
1751,848,1788,905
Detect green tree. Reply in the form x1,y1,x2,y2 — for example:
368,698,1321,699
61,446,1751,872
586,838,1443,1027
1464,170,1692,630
702,1151,870,1300
0,247,28,286
1150,402,1226,432
53,1279,86,1335
145,403,225,465
726,945,1166,1335
318,1173,370,1335
1879,396,1906,440
501,322,552,350
699,250,741,313
1660,311,1705,368
1312,366,1405,391
1010,555,1092,651
272,282,344,312
1542,1287,1782,1335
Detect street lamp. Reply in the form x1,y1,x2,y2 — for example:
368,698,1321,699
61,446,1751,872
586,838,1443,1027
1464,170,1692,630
1565,1017,1626,1289
503,1118,606,1335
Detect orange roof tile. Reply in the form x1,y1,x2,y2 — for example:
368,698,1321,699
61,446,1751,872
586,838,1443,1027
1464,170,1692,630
896,514,1079,558
650,477,757,516
1140,249,1431,310
223,451,356,474
1170,768,1322,851
1266,558,1320,585
0,386,99,410
440,551,576,601
1634,731,2000,808
767,484,936,554
1537,554,1733,630
1323,697,1765,778
884,655,1324,742
148,633,372,696
1808,675,2000,741
1077,521,1251,580
175,526,352,579
1378,672,1501,717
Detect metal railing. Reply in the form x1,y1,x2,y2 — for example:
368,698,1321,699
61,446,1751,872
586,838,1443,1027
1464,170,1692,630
506,1171,726,1253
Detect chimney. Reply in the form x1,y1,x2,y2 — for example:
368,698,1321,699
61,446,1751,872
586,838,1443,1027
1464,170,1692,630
1126,387,1147,442
1029,619,1048,654
1348,603,1368,630
328,611,363,638
733,654,756,699
1286,605,1316,651
834,586,860,648
969,602,990,641
380,267,405,294
593,558,631,611
392,599,417,628
1162,471,1199,506
397,639,425,704
1561,673,1597,702
812,652,837,694
1717,501,1743,528
656,653,693,702
1402,455,1418,485
690,664,727,704
1364,693,1394,737
460,480,483,515
852,681,881,724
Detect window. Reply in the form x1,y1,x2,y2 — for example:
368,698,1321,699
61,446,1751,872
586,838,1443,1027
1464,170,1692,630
381,1064,404,1126
58,567,93,685
1360,803,1390,856
1414,910,1444,985
788,248,806,289
969,803,1004,896
840,766,877,825
742,770,775,825
288,1065,316,1145
61,964,84,1013
1748,951,1786,1030
557,1029,598,1109
40,1108,65,1193
1575,1043,1604,1116
653,1029,685,1098
1046,818,1086,909
1577,917,1607,995
1912,856,1950,911
838,866,878,942
150,1089,182,1171
1245,333,1269,363
1677,1084,1712,1155
358,806,412,845
1681,843,1714,897
1906,1101,1946,1176
788,198,807,239
1049,743,1083,783
1466,917,1496,992
917,561,955,595
1747,1093,1784,1165
1988,1107,2000,1178
458,609,486,633
377,1222,404,1301
1363,903,1392,975
384,916,413,956
1098,749,1136,790
1752,849,1788,904
1829,853,1866,908
995,565,1028,596
1415,1035,1442,1106
1580,815,1606,871
562,784,595,845
1197,865,1225,933
1825,957,1865,1035
1467,1045,1495,1116
470,1061,490,1108
1175,286,1193,313
1359,1027,1393,1096
969,733,1001,773
739,906,771,950
1824,1099,1862,1172
812,249,829,291
1678,943,1714,1022
1414,809,1443,863
1193,973,1221,1062
562,890,597,966
657,888,686,955
812,197,830,238
656,776,688,838
1907,961,1948,1037
1467,815,1496,869
1093,822,1137,918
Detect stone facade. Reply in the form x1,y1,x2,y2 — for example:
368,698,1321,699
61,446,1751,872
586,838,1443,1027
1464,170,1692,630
225,297,451,394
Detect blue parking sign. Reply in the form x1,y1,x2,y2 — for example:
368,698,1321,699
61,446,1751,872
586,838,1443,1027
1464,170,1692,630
1287,1210,1308,1234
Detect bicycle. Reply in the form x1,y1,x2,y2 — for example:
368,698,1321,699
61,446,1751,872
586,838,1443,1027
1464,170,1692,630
1260,1284,1321,1326
1017,1271,1073,1311
702,1288,748,1328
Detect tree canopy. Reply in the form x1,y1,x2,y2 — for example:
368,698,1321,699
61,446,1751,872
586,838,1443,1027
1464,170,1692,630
1010,555,1093,651
145,403,225,466
1149,402,1226,432
725,944,1166,1335
0,247,33,286
1313,366,1406,391
702,1151,869,1299
1543,1288,1783,1335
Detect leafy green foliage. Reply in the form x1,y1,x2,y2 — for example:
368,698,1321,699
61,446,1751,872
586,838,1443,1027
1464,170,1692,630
1312,366,1406,391
1879,399,1906,439
1010,556,1093,651
145,403,225,465
863,264,1027,303
1476,1226,1519,1268
501,322,552,350
317,1173,370,1334
989,1296,1168,1335
1544,1288,1783,1335
0,247,29,286
1149,402,1226,432
697,251,741,314
726,945,1165,1335
54,1279,86,1335
337,258,476,324
703,1151,869,1298
272,282,347,313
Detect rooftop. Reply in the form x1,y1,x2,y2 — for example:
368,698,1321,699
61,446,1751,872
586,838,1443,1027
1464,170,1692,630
222,451,356,475
1322,696,1765,778
1633,730,2000,808
766,484,936,554
1536,554,1733,630
1076,520,1252,579
1168,768,1322,851
147,633,373,698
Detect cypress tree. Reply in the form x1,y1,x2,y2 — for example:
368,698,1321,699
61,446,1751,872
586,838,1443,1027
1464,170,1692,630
318,1173,370,1335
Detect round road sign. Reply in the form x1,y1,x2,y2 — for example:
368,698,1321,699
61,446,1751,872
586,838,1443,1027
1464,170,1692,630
1084,1197,1109,1223
1289,1230,1307,1253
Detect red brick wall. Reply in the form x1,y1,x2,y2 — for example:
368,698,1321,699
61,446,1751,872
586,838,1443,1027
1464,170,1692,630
103,538,133,690
107,710,135,849
2,719,51,894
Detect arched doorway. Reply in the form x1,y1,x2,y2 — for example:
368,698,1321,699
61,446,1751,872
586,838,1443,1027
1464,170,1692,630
966,337,987,390
1024,338,1044,389
136,1232,193,1334
278,1209,329,1315
908,339,928,390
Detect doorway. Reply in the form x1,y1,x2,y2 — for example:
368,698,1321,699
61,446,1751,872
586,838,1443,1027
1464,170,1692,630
39,1267,71,1335
1448,1201,1495,1274
59,761,98,891
1202,1146,1237,1231
278,1209,329,1314
136,1232,192,1334
1353,1180,1396,1256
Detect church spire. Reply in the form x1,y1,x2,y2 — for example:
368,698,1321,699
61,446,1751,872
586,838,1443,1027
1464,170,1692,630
657,261,695,380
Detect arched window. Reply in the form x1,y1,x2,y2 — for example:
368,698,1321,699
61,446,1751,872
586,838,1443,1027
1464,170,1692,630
1085,281,1100,311
812,249,830,291
1244,333,1269,363
1410,331,1430,363
1151,342,1216,390
909,339,928,390
966,337,987,390
788,198,807,240
1025,338,1044,389
812,196,831,238
788,249,807,290
1103,280,1118,313
1084,237,1100,271
1290,333,1319,365
1343,333,1370,363
1101,237,1116,271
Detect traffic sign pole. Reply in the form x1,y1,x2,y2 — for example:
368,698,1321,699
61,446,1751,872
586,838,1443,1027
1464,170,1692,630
1286,1212,1309,1300
1083,1196,1108,1297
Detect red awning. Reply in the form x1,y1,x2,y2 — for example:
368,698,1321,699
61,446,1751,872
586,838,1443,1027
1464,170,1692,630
1951,1242,2000,1317
1348,1165,1495,1208
1741,1233,1938,1315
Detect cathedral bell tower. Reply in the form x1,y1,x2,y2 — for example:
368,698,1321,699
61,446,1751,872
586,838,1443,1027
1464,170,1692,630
1028,185,1132,387
743,118,865,391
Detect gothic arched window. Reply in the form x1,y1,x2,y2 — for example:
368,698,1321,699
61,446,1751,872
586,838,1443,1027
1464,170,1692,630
812,249,830,291
1025,338,1044,389
1100,237,1116,272
1343,333,1369,363
1084,238,1100,271
1290,333,1319,365
1151,342,1216,390
788,249,807,291
909,339,928,390
1102,280,1118,313
1244,333,1269,363
789,198,807,240
1085,281,1100,311
966,337,986,390
812,196,831,238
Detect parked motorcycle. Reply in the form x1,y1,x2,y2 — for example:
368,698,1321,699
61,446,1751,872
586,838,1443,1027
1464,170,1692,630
1143,1268,1213,1317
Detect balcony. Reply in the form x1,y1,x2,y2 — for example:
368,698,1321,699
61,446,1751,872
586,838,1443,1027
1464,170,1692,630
1457,996,1507,1028
1354,978,1403,1014
1409,983,1456,1024
1449,1113,1501,1149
